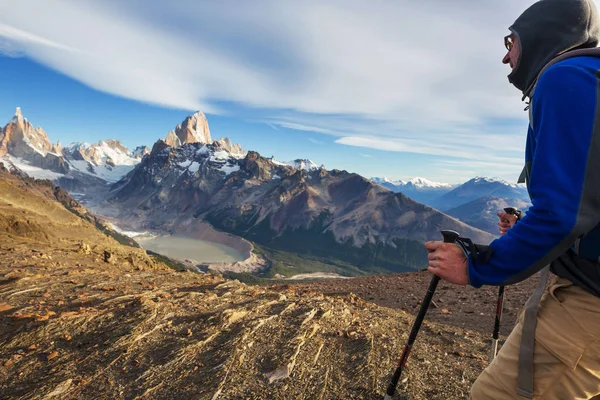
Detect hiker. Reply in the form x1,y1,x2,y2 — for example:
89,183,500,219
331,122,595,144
425,0,600,398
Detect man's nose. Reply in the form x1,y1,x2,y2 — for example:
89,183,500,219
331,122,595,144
502,51,511,65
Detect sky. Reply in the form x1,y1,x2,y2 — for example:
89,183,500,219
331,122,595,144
0,0,570,184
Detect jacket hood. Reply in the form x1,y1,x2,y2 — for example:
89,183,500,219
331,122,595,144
508,0,600,95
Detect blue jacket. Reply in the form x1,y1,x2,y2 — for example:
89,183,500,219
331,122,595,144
468,56,600,295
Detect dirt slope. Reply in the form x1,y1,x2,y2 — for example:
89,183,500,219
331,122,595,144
0,166,528,399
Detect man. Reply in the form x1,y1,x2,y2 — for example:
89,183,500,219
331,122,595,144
425,0,600,398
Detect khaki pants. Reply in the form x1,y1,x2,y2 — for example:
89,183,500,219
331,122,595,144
470,277,600,399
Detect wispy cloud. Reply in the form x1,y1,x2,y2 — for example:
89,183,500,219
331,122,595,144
359,154,373,158
307,137,323,144
0,0,554,180
0,24,80,54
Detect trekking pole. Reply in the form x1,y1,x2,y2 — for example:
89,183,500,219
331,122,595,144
384,229,460,400
489,207,521,362
490,285,505,362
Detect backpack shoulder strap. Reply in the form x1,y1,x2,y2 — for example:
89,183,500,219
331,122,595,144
523,47,600,99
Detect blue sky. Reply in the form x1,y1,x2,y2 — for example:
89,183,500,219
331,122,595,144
0,0,552,184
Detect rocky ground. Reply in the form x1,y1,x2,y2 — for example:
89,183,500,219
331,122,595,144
0,166,542,400
0,249,495,400
281,271,539,337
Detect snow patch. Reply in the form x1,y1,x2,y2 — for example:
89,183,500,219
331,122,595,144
211,150,230,161
220,164,240,176
107,222,155,239
2,155,66,180
177,160,193,169
23,140,47,156
271,158,320,171
196,145,209,155
188,162,201,173
97,140,138,166
68,159,137,183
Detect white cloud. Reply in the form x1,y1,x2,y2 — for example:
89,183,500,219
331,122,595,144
0,0,571,180
0,24,79,53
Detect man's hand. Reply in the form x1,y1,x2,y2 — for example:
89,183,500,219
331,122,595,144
425,241,469,285
497,211,518,235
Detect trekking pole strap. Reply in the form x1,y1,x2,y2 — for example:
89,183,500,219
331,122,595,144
455,237,494,264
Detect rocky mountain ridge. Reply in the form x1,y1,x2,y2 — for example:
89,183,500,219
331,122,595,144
0,107,68,174
0,108,246,194
0,108,148,189
164,111,245,156
105,138,494,275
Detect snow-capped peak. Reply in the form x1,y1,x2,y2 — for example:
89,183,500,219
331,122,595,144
406,177,452,189
65,142,92,151
371,177,406,186
271,158,321,171
62,140,144,182
469,176,520,188
132,145,150,159
371,176,451,189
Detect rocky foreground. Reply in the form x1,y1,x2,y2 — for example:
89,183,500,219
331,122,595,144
0,165,538,399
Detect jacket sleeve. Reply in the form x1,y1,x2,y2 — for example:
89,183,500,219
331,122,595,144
468,63,600,287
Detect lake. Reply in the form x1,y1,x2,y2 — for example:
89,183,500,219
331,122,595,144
135,235,247,264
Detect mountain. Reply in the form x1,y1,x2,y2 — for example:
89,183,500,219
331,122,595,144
444,196,531,235
61,140,146,184
132,145,151,158
371,176,454,205
0,108,150,191
274,158,323,172
429,177,529,211
167,111,212,146
0,107,69,174
105,131,494,275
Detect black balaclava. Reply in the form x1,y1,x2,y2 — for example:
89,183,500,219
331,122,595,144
508,0,600,95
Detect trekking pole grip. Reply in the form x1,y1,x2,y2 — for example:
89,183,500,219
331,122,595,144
384,230,459,399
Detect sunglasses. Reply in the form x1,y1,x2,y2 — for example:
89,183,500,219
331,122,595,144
504,35,514,51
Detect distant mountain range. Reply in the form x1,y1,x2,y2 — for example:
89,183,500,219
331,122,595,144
370,176,531,235
428,177,529,211
371,177,454,205
371,176,529,210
